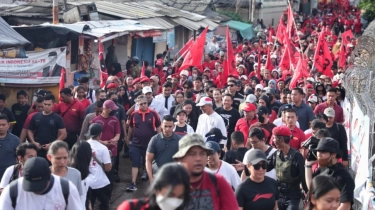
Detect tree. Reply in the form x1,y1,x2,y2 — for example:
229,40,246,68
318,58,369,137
360,0,375,22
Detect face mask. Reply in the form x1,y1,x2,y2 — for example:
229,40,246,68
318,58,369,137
192,74,198,78
109,110,116,116
258,115,265,123
168,71,172,74
156,195,183,210
99,98,106,103
318,154,332,168
112,99,118,104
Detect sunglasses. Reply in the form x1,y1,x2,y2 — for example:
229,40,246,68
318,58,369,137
253,162,267,170
227,84,235,87
183,86,189,89
139,102,147,106
209,90,213,93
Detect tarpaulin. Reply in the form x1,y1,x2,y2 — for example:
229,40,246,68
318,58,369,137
0,17,31,49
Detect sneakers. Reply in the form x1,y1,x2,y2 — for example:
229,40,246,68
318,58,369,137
127,182,137,191
141,171,148,180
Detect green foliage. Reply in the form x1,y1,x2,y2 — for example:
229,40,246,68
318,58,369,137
217,11,252,24
359,0,375,22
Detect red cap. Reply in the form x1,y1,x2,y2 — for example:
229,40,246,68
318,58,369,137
277,78,284,83
140,77,150,83
132,78,140,85
306,84,313,89
156,58,163,66
249,71,256,78
107,83,118,89
272,126,292,137
332,81,339,88
242,103,256,112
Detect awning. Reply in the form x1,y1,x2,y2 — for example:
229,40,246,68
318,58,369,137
137,17,177,30
0,17,31,48
223,20,254,40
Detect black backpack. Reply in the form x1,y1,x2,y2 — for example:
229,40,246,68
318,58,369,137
9,164,21,184
9,177,69,209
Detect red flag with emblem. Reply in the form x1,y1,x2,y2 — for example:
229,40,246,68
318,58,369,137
314,32,334,77
276,14,286,44
289,57,309,88
140,61,146,77
342,30,354,47
179,27,208,72
265,48,274,71
286,5,295,39
285,38,299,68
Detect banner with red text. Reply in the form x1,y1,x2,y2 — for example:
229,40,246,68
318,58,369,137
0,47,66,84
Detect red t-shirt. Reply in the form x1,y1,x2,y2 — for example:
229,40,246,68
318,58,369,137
235,118,258,145
314,102,344,123
189,172,239,210
117,199,149,210
53,99,85,134
92,115,121,156
78,98,91,109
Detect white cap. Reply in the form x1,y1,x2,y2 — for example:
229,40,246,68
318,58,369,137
262,55,267,60
271,54,277,59
246,94,257,103
219,51,225,56
162,67,168,71
196,97,213,107
180,70,189,77
254,63,259,67
306,77,315,83
142,86,152,94
240,75,248,80
237,64,246,69
249,55,255,58
255,84,263,90
167,75,172,79
308,95,318,103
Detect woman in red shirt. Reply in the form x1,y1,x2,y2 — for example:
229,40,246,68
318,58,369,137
117,163,191,210
75,86,90,109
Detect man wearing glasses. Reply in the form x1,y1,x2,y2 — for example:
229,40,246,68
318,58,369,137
226,80,244,110
126,95,161,191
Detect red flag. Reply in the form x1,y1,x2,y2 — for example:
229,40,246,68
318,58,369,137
289,57,309,88
179,27,208,72
59,68,66,99
140,61,146,77
286,5,295,39
338,44,346,68
285,38,299,68
265,48,274,71
341,30,353,47
256,40,262,80
276,14,286,44
314,32,333,77
279,47,290,71
221,60,228,87
98,40,108,88
225,26,237,76
268,30,273,43
178,38,194,57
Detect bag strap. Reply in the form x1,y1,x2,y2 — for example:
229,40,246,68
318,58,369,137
92,155,105,171
61,100,77,118
9,180,18,209
60,178,70,209
264,146,273,156
207,173,219,197
9,164,21,184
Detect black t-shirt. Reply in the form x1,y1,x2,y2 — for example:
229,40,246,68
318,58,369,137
326,123,349,161
0,107,16,123
28,112,65,145
174,124,188,137
232,92,244,110
215,107,241,148
223,147,248,165
313,163,354,204
11,103,31,137
235,177,279,210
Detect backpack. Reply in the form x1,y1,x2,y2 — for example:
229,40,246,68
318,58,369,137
9,164,21,184
9,177,69,209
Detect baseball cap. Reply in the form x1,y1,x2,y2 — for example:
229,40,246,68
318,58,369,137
103,100,118,110
244,149,267,165
196,97,213,107
176,109,187,115
280,104,293,112
36,89,50,96
173,134,213,159
22,157,51,192
86,123,102,138
205,141,221,154
264,87,275,95
132,78,140,85
320,75,327,79
244,89,254,95
180,70,189,77
142,86,152,94
272,125,292,136
140,77,150,83
306,84,313,89
240,75,248,80
237,64,246,69
255,84,263,90
308,95,318,103
306,77,315,83
162,67,168,71
205,127,227,140
324,108,335,117
243,103,256,112
314,137,342,157
107,83,118,89
245,94,257,103
257,106,268,116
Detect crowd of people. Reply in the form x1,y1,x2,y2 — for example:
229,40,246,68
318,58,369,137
0,1,363,210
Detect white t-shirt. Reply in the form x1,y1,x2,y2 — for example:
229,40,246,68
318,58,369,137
135,99,169,120
87,139,111,189
0,175,82,210
205,160,241,190
273,118,300,128
196,112,227,144
0,165,21,189
81,175,94,209
243,146,277,180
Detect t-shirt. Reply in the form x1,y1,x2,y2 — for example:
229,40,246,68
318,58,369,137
63,167,83,196
0,107,16,124
235,118,258,145
147,133,181,169
235,177,278,210
0,133,20,180
205,160,241,189
196,112,227,145
53,99,85,134
0,175,82,210
91,115,120,156
22,112,37,129
11,103,30,137
87,139,111,189
215,107,241,147
28,112,65,145
314,102,344,123
243,147,277,180
0,165,21,189
188,172,239,210
326,123,349,161
223,147,248,165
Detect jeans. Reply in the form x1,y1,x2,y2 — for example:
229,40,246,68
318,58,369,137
278,198,300,210
90,184,112,210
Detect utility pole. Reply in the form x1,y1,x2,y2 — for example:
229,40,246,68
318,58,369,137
52,0,59,24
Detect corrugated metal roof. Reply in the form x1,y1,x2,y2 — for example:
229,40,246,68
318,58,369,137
172,17,217,30
137,17,177,29
95,1,163,19
142,1,205,21
135,0,211,14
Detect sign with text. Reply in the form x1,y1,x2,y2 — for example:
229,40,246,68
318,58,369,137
0,47,66,84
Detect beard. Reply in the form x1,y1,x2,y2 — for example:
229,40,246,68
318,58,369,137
191,171,203,177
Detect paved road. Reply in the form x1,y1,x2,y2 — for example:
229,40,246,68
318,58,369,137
94,156,149,210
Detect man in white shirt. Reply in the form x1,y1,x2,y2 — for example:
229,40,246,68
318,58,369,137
86,123,112,210
0,143,38,193
195,97,227,143
154,82,175,112
0,157,81,210
205,141,241,189
134,86,168,120
206,36,220,54
273,104,300,128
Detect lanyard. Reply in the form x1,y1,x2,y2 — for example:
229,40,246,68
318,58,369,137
215,161,223,174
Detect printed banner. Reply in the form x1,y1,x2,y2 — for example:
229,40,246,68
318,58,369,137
0,47,66,84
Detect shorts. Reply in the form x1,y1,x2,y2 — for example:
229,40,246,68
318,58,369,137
129,145,146,168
